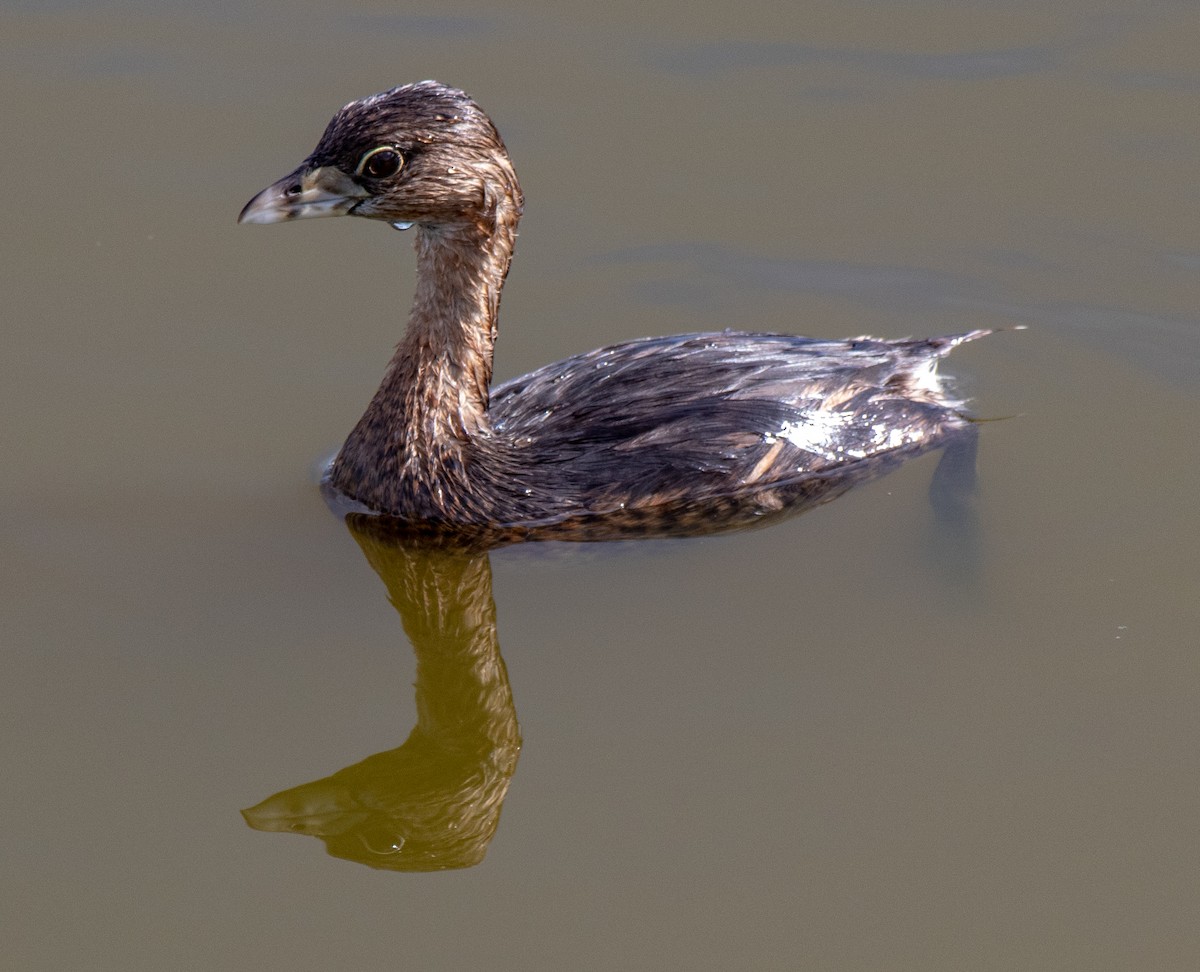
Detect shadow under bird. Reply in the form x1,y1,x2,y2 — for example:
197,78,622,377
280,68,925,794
240,81,993,540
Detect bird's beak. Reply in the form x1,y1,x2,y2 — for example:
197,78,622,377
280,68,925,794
238,165,369,224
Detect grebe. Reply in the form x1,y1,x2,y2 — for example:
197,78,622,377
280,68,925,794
240,81,990,534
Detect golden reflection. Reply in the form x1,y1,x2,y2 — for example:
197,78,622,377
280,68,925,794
243,432,978,871
243,522,520,871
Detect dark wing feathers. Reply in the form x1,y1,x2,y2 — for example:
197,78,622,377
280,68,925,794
491,330,963,436
483,330,979,510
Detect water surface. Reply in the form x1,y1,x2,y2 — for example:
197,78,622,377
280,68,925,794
4,1,1199,969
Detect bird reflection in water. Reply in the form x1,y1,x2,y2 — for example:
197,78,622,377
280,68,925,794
242,520,520,871
242,436,979,871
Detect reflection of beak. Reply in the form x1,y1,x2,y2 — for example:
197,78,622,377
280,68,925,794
238,165,369,224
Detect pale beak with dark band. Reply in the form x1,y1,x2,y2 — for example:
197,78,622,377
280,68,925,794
238,165,369,224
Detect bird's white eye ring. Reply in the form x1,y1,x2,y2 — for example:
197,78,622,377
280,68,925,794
356,146,404,179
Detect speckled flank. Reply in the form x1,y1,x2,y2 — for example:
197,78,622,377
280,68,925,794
242,82,994,540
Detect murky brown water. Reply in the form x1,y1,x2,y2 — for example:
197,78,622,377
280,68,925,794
4,1,1199,969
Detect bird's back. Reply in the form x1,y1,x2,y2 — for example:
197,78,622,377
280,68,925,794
484,329,985,521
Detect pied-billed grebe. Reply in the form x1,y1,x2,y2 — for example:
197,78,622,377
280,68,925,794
240,81,991,531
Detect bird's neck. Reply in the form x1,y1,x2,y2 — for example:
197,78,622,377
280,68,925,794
328,194,520,514
396,213,517,436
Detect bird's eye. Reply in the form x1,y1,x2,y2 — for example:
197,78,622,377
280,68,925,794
356,147,403,179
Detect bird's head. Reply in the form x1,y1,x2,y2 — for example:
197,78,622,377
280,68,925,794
239,81,521,232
